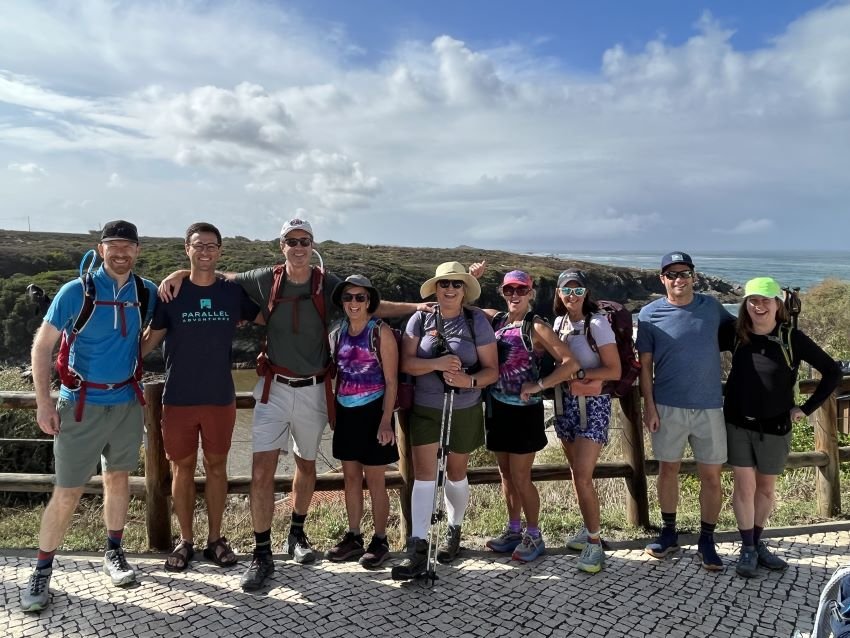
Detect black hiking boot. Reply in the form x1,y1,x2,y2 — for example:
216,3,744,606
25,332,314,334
240,551,275,592
391,537,428,580
324,531,365,562
437,525,462,564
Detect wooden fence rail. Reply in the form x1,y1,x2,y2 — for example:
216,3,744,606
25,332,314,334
2,376,849,551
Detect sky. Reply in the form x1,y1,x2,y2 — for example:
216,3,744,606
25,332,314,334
1,0,848,252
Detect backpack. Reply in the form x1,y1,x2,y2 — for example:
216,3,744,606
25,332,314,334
55,269,151,422
255,265,334,419
330,317,411,411
555,300,641,398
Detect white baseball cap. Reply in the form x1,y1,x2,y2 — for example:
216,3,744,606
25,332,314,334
280,218,313,238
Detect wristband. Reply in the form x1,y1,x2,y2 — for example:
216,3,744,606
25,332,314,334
537,378,545,391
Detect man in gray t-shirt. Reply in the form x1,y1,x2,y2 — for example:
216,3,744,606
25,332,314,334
636,251,734,571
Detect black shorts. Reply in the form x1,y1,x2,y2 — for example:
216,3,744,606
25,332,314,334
333,398,400,466
485,398,547,455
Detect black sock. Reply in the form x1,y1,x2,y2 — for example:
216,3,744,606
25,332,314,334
661,511,677,533
753,525,764,545
700,521,716,540
254,529,272,554
739,528,755,548
290,512,307,535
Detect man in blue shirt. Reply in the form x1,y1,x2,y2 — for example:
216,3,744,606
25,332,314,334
636,251,735,571
22,220,157,612
142,222,259,573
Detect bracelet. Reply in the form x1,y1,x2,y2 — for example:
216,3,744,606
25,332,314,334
469,376,474,389
537,378,545,391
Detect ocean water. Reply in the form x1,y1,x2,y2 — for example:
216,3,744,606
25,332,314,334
545,250,850,291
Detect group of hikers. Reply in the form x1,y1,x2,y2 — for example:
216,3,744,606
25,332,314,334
20,217,843,613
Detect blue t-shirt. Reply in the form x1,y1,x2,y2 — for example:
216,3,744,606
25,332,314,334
151,279,259,406
636,294,734,409
45,267,158,405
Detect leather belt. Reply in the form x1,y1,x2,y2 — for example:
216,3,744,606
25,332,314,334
274,374,325,388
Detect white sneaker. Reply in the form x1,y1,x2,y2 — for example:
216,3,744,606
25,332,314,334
566,527,590,551
103,548,137,586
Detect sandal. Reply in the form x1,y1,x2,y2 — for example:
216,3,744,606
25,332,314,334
203,536,238,567
164,539,194,572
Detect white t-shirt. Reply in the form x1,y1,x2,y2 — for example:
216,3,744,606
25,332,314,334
555,314,616,370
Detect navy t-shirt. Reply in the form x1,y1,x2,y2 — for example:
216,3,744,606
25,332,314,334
151,279,259,406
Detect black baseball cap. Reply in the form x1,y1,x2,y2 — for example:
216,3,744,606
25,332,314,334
557,269,588,288
660,251,694,272
101,220,139,244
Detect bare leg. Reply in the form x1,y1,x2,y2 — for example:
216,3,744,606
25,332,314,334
364,465,390,536
202,452,228,542
696,462,723,524
250,450,281,533
171,453,198,542
38,486,84,552
341,461,364,530
494,452,521,521
292,454,316,516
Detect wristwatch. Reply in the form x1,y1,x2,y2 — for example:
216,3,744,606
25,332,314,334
575,368,586,380
471,377,477,388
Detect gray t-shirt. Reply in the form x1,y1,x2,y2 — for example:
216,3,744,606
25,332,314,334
636,294,734,409
236,266,342,376
405,308,496,410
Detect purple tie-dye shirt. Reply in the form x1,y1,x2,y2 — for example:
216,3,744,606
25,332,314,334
490,321,542,406
336,318,385,407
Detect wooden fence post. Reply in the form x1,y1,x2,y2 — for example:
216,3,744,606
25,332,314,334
815,393,841,517
619,386,650,529
395,409,413,539
143,382,172,551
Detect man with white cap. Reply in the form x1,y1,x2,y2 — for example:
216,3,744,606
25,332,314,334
636,251,735,571
160,217,424,591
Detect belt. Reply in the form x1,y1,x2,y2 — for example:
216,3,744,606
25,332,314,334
274,374,325,388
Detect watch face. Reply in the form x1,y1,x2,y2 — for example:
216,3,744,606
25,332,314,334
577,368,586,379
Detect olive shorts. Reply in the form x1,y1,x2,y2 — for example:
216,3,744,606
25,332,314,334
726,423,791,475
409,403,485,454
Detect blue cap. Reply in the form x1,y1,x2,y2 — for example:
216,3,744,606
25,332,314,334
660,251,694,271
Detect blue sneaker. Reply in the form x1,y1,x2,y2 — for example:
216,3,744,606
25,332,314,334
566,527,590,551
645,528,679,559
485,528,523,553
697,536,724,571
512,533,545,563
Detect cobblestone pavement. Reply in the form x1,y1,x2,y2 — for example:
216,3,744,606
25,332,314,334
3,528,849,638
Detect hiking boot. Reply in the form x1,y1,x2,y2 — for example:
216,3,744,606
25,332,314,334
391,537,428,580
287,528,316,564
359,535,390,569
735,545,759,578
756,541,788,571
485,527,523,553
103,548,137,586
324,531,365,562
645,528,679,559
577,542,605,574
21,565,52,612
566,527,590,551
240,552,275,592
512,532,545,563
697,537,724,571
436,525,462,564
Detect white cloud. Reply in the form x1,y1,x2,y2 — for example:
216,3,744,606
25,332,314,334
7,162,48,179
106,172,124,188
713,218,775,235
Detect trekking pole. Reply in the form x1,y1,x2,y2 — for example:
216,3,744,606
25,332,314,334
423,386,455,585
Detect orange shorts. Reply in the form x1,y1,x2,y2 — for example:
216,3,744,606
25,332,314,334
161,402,236,461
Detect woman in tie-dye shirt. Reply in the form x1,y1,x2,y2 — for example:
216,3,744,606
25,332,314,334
470,266,580,564
325,274,399,569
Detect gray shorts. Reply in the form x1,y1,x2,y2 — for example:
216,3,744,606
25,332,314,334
650,404,727,465
251,379,327,460
54,398,144,488
726,423,791,475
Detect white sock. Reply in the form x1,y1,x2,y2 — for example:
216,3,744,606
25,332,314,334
411,480,436,539
444,477,470,526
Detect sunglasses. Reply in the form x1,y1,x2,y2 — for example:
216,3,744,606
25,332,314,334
437,280,465,289
341,293,369,303
502,285,531,297
283,237,313,247
559,287,586,296
662,270,694,281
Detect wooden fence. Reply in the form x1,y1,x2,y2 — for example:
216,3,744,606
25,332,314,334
2,376,849,551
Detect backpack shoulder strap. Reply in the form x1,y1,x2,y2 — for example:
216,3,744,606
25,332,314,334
584,312,599,353
71,274,97,336
370,317,383,362
462,306,477,344
310,266,326,323
521,311,538,351
263,265,286,323
491,311,508,331
133,274,151,325
779,324,797,369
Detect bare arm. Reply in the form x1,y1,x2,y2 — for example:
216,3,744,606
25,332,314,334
638,351,658,432
527,320,581,391
158,269,237,302
31,322,62,435
141,326,167,359
377,323,398,446
587,342,621,382
375,300,435,319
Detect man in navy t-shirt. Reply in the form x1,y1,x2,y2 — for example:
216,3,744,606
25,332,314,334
143,222,258,572
636,251,735,571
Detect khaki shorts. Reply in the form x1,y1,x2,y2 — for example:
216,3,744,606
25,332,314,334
726,423,791,475
409,403,484,454
650,404,726,465
251,379,327,460
54,398,144,488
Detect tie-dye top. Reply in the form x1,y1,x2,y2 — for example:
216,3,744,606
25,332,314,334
335,318,385,407
490,318,542,406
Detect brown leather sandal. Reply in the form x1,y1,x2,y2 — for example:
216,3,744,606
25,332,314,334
164,539,194,572
203,536,238,567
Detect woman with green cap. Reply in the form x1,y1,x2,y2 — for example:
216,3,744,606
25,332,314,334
724,276,841,579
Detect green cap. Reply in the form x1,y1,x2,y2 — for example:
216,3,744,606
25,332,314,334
744,277,781,298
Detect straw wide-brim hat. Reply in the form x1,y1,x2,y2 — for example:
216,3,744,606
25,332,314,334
331,274,381,313
419,261,481,303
